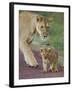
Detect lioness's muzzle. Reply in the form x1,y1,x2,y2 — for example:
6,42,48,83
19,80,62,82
42,32,48,37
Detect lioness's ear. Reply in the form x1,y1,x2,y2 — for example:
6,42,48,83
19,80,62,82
48,17,53,22
48,17,54,27
40,17,43,22
36,16,40,22
45,48,48,52
46,23,48,27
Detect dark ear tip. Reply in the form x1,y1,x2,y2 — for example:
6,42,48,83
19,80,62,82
40,17,43,21
48,48,51,52
40,48,43,52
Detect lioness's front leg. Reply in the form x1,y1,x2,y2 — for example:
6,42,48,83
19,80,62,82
20,40,38,67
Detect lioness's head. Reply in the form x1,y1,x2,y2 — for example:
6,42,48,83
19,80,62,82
35,15,49,40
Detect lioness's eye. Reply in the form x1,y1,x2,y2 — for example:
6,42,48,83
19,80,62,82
41,26,43,28
37,18,39,22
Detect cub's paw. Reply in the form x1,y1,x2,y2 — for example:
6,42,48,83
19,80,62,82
48,68,52,72
42,69,48,73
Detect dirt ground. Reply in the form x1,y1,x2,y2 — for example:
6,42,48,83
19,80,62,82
19,50,64,79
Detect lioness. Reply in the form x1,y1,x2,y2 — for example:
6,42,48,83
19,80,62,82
19,11,49,67
40,47,58,72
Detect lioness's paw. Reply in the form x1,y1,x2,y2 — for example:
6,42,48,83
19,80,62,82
28,63,38,68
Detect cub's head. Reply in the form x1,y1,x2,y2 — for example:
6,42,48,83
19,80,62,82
35,15,49,40
40,48,48,59
40,48,57,59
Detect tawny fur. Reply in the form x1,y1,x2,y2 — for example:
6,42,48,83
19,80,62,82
40,47,58,72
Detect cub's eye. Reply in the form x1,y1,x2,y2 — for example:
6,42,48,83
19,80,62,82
41,26,44,28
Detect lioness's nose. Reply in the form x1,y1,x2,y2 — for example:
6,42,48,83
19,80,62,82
43,32,48,37
44,35,47,37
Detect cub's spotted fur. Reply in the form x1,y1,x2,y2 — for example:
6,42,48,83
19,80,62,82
40,47,58,72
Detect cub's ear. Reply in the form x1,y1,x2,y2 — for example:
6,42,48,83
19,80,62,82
40,48,43,52
48,48,51,52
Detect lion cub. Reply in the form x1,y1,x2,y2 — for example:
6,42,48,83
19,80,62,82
40,47,58,72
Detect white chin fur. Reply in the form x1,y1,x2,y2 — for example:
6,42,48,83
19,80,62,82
40,36,47,41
